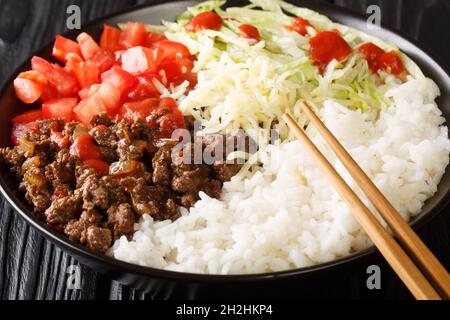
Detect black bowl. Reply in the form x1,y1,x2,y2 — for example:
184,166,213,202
1,0,449,299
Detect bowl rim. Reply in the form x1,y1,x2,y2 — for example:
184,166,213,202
1,0,450,283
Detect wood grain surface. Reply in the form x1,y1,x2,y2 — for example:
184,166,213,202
0,0,449,300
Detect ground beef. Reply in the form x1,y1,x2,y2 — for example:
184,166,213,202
213,162,242,182
99,146,118,163
116,138,147,161
107,203,135,239
20,167,52,213
36,119,64,136
0,147,25,175
45,151,75,188
90,114,113,127
63,122,78,138
130,177,180,220
44,193,81,224
64,208,102,243
90,124,117,149
1,114,242,253
152,145,172,186
86,226,112,253
170,143,223,203
80,175,128,210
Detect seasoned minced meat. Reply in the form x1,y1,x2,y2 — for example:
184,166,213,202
213,162,241,182
44,193,81,224
107,203,135,239
86,226,112,253
90,124,117,149
1,113,242,253
80,175,128,210
0,147,26,175
64,208,102,243
152,145,172,186
130,178,180,220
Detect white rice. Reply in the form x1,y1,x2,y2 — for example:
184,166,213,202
110,77,450,274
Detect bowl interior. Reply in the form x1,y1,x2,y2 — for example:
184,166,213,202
0,0,450,281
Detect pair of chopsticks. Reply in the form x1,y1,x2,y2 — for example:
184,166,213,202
283,102,450,300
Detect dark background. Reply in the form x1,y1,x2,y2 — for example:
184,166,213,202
0,0,449,300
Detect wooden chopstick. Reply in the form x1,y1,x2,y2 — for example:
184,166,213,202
283,112,441,300
296,101,450,299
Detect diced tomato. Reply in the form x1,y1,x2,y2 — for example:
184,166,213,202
69,134,102,161
11,122,38,145
359,42,384,72
309,31,353,73
64,53,84,72
121,46,157,74
157,58,193,83
101,66,137,96
12,109,42,124
96,82,121,111
84,159,110,175
39,84,61,102
31,56,79,96
73,95,107,126
119,22,148,49
100,24,123,53
72,60,100,89
127,72,160,101
76,32,101,60
238,24,260,41
119,98,160,122
146,32,167,47
152,40,194,83
50,130,70,148
52,35,82,63
115,50,125,62
152,40,192,64
378,51,404,75
152,97,186,132
359,42,404,75
90,50,115,73
286,17,312,36
14,70,48,104
78,87,90,100
42,97,77,123
185,12,222,32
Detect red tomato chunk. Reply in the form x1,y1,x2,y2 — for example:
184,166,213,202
52,35,82,63
42,97,78,123
100,24,123,53
120,22,148,48
31,56,79,97
70,134,102,161
77,32,101,60
14,70,48,104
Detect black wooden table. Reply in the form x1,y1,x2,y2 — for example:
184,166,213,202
0,0,449,300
